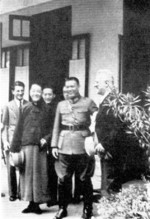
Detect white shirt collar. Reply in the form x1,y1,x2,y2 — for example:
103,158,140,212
14,99,23,108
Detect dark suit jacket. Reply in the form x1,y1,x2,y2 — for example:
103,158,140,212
43,99,58,144
10,101,55,152
95,94,129,159
96,93,145,179
2,99,28,146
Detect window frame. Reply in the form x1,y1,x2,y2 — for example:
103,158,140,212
9,15,31,41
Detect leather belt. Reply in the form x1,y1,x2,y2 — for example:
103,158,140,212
61,124,87,131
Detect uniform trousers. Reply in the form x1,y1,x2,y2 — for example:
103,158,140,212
55,153,93,209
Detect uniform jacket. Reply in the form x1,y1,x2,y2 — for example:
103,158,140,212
2,99,28,145
51,96,98,155
11,101,53,152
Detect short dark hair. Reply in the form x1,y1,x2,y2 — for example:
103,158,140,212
12,81,25,90
65,77,80,86
43,86,55,94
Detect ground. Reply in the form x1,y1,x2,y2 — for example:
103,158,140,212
1,155,149,219
0,155,101,219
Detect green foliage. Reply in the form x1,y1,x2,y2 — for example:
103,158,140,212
96,183,150,219
144,86,150,108
103,86,150,149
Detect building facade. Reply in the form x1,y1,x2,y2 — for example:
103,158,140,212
0,0,123,106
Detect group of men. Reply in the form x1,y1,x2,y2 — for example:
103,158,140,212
1,72,135,219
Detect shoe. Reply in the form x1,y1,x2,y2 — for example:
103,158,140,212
33,205,42,214
9,196,17,201
22,206,33,213
53,208,67,219
81,208,93,219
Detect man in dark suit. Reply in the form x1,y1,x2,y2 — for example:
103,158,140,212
94,70,128,197
51,77,98,219
42,86,58,206
2,81,28,201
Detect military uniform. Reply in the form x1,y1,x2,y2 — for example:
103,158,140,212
51,95,97,211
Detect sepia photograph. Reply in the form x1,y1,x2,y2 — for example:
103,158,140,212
0,0,150,218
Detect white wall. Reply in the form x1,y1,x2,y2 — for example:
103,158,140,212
0,0,54,14
0,0,123,103
0,68,9,108
71,0,123,103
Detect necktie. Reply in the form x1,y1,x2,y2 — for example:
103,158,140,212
19,100,22,112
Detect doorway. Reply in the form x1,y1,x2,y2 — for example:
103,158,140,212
30,6,72,98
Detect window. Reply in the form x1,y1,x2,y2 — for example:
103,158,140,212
16,47,29,66
1,49,10,68
70,34,90,96
72,38,86,60
9,15,30,41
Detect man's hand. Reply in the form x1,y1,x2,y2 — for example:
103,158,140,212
40,138,47,147
3,141,10,151
52,148,59,159
95,143,105,153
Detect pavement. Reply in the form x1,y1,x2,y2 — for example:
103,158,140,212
0,155,101,219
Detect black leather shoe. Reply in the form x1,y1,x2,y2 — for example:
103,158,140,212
9,196,17,201
22,206,33,213
81,208,93,219
53,208,67,219
33,205,42,214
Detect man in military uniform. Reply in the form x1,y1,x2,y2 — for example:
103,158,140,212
51,77,98,219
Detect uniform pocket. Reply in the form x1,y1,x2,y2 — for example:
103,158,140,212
76,109,89,122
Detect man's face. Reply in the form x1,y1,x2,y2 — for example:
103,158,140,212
63,87,69,100
65,80,79,99
42,88,55,104
94,76,107,96
12,85,24,101
30,84,42,102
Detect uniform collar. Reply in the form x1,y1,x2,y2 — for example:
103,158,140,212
68,94,81,104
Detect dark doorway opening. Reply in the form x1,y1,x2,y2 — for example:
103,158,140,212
123,0,150,96
30,6,72,98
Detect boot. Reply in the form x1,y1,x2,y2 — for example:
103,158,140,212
53,207,67,219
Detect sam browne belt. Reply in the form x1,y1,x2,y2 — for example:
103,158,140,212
61,124,88,131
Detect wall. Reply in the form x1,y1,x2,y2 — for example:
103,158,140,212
0,0,54,14
0,0,123,102
123,0,150,96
